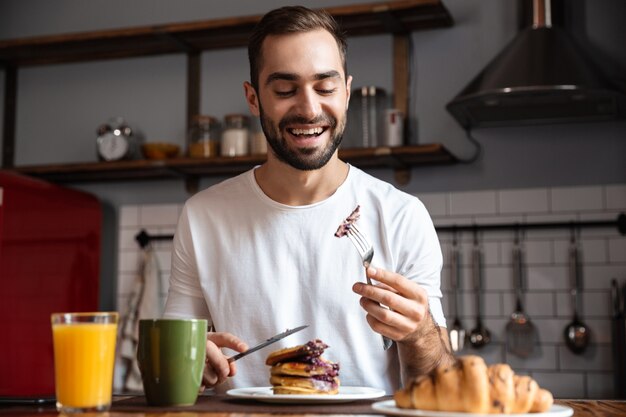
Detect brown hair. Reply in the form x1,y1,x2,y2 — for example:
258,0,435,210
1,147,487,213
248,5,348,91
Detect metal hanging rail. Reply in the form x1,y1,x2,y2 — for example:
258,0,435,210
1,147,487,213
134,212,626,248
135,229,174,249
435,213,625,235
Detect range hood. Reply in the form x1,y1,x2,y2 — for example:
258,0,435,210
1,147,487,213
446,0,626,129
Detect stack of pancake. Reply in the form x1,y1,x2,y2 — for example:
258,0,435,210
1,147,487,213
265,339,340,395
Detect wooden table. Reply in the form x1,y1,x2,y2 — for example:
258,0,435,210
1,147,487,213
0,395,624,417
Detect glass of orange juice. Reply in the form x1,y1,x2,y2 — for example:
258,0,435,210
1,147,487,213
51,312,118,413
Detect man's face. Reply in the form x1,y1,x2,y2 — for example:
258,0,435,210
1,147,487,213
245,29,352,170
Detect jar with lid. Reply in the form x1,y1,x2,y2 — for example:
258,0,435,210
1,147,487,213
249,117,267,155
220,114,250,157
188,115,220,158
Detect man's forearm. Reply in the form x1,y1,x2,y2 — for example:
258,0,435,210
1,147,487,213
398,311,455,383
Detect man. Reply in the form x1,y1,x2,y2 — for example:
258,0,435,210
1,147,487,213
164,5,453,394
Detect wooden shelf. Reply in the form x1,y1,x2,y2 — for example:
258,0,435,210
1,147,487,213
1,1,457,186
10,144,456,183
0,0,452,66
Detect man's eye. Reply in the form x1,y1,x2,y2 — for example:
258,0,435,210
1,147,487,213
275,90,295,97
317,88,337,95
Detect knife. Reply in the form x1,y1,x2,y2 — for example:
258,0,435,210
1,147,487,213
226,325,308,363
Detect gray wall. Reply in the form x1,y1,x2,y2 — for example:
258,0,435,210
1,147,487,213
1,0,624,205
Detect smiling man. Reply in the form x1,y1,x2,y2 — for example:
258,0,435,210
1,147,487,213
164,6,453,395
244,24,352,205
248,30,347,172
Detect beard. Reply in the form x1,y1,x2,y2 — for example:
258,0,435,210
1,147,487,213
258,104,346,171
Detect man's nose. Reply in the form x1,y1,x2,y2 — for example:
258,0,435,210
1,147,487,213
294,89,321,120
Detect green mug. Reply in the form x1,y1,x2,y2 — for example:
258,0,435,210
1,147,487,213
137,318,207,406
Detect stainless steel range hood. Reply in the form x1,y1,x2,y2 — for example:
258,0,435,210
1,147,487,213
446,0,626,129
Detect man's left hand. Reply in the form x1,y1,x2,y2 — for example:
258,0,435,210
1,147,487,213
352,265,430,342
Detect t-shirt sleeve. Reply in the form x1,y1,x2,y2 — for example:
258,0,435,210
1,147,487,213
395,198,446,328
163,204,212,322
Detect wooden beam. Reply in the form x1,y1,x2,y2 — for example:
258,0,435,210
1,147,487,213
186,52,201,151
393,34,410,145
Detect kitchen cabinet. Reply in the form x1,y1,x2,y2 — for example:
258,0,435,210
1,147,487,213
0,0,455,187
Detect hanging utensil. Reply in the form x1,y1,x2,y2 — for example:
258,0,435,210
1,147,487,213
469,229,491,349
449,230,465,352
564,227,591,354
611,279,626,398
621,282,626,398
505,228,537,358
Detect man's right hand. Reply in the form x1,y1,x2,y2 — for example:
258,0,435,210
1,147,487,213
200,332,248,389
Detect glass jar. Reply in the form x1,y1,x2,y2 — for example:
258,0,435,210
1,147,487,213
188,115,220,158
220,114,250,157
249,117,267,155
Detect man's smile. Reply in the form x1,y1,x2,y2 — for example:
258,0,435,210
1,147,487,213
286,125,329,147
288,126,326,136
287,128,327,149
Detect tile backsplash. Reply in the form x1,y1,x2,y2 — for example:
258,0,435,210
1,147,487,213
117,183,626,399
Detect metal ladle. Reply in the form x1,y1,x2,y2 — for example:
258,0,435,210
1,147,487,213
564,227,591,354
448,232,465,352
469,230,491,349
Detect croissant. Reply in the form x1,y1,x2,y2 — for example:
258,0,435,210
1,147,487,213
394,355,553,414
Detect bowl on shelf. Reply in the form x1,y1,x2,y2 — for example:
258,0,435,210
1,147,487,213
141,142,181,160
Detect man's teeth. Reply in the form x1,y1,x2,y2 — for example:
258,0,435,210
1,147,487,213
290,127,323,136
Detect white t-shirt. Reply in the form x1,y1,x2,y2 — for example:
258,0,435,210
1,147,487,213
164,165,444,394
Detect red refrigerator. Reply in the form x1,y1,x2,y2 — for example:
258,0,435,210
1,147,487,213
0,171,102,399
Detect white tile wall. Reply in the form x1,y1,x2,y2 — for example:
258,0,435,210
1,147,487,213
448,190,498,216
499,188,549,214
550,186,605,212
117,184,626,399
418,193,447,217
116,203,181,318
606,185,626,210
420,183,625,399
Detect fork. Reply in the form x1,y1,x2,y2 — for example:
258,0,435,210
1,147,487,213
346,223,394,350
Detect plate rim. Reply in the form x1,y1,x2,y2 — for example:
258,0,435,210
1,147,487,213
227,385,386,402
371,399,574,417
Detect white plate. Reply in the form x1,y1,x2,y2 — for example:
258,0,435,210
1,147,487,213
226,386,386,404
371,400,574,417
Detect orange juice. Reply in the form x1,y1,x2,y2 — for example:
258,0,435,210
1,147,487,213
52,314,117,411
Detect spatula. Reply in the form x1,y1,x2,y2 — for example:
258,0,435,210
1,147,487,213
505,230,537,358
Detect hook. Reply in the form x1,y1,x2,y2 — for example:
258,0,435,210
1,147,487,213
569,223,580,246
135,229,151,249
472,225,479,247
